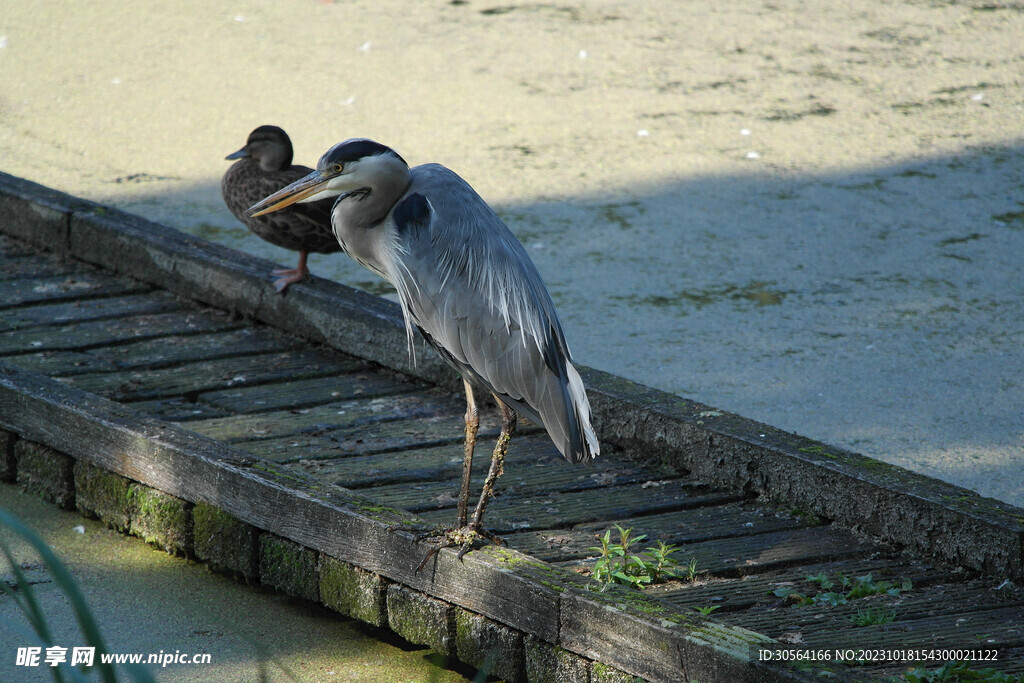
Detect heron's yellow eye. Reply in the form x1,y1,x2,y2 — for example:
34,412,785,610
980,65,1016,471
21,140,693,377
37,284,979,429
333,163,344,173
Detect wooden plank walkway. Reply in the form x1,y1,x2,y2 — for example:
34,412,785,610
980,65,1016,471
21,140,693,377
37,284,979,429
2,176,1024,681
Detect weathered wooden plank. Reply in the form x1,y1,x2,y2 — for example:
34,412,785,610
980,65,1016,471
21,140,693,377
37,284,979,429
555,527,871,578
198,371,423,413
0,234,41,258
732,579,1024,644
59,348,357,402
796,604,1024,651
587,369,1024,583
372,466,710,514
502,502,814,563
649,556,954,614
0,273,150,309
187,390,460,442
404,480,742,534
286,437,559,490
288,443,470,488
87,327,304,370
0,252,81,280
237,415,498,463
0,310,238,355
0,292,186,333
855,654,1024,681
293,433,659,497
573,502,808,540
129,397,233,422
2,352,118,377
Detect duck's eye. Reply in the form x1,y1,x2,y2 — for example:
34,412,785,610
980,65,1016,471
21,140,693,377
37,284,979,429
332,163,344,173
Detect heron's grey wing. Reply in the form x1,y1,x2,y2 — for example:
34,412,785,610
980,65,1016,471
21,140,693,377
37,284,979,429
393,168,596,463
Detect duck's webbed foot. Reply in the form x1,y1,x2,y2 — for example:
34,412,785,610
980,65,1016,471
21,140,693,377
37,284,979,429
270,268,309,292
271,252,311,292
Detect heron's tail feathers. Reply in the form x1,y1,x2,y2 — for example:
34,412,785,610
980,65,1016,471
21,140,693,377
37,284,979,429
564,363,600,463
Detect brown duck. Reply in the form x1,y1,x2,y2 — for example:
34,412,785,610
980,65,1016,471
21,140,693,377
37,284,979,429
222,125,340,292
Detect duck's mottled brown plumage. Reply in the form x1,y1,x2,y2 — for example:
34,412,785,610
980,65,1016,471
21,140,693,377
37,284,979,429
222,125,340,291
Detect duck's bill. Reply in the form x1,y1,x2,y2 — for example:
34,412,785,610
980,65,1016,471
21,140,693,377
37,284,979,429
248,171,329,217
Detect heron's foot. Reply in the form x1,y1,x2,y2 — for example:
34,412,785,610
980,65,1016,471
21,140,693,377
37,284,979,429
416,525,505,571
270,268,309,293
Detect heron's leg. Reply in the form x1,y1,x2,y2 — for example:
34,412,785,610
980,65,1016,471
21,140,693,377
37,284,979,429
457,378,479,529
468,397,517,534
271,251,311,292
415,396,514,571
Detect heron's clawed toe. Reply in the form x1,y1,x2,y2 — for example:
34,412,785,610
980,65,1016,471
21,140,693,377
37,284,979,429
415,524,504,571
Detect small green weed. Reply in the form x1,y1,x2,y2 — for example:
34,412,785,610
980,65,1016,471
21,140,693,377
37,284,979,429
588,524,696,590
774,572,912,607
850,606,896,626
693,605,721,616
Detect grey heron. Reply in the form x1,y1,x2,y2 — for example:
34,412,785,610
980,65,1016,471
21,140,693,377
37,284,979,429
222,125,341,292
248,138,600,559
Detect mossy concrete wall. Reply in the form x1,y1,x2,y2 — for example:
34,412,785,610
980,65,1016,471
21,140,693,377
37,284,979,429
193,502,261,580
14,439,75,510
72,459,193,556
319,555,387,627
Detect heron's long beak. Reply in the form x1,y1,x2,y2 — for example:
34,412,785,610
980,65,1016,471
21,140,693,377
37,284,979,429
248,170,331,217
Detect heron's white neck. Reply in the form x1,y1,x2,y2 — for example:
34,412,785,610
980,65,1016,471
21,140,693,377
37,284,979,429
328,153,419,358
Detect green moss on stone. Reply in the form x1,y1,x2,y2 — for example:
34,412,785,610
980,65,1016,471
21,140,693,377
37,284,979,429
386,584,455,657
454,608,524,682
259,534,319,602
348,499,409,522
14,440,75,509
73,460,135,532
524,634,590,683
129,484,193,556
192,502,259,579
318,555,387,627
591,661,645,682
798,445,839,460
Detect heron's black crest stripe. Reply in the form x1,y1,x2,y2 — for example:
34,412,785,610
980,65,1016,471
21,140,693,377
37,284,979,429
393,193,431,236
322,139,405,167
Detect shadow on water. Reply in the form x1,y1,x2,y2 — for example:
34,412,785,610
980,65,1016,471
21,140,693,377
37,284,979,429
99,141,1024,507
